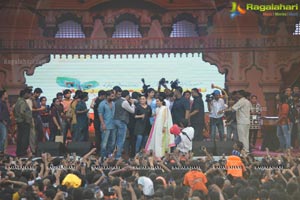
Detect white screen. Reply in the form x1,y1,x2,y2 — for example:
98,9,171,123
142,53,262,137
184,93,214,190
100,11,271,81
25,53,225,111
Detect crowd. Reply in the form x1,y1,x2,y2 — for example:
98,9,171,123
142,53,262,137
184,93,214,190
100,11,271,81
0,82,300,200
1,141,300,200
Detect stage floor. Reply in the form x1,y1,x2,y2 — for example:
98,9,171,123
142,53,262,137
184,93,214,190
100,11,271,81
5,138,300,158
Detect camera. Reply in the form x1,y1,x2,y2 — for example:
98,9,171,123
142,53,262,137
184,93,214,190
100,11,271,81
141,78,150,93
205,93,214,102
121,181,128,188
159,78,169,86
108,187,115,193
170,79,180,89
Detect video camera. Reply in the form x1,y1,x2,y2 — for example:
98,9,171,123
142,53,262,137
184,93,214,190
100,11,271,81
141,78,150,94
170,79,180,90
205,93,214,102
159,78,169,86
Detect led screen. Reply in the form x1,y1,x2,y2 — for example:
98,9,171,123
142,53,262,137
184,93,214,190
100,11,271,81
25,53,225,111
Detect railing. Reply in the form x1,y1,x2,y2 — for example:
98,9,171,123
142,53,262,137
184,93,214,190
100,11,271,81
0,36,299,54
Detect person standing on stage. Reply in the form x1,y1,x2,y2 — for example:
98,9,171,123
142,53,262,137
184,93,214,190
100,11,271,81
171,86,190,125
49,98,62,142
249,95,262,150
231,90,252,153
14,88,32,157
145,96,175,158
113,90,135,160
134,95,152,153
99,90,116,159
276,94,291,151
91,90,106,155
189,88,205,141
207,90,226,141
75,92,89,142
31,88,44,143
61,89,72,143
0,90,10,154
70,90,82,141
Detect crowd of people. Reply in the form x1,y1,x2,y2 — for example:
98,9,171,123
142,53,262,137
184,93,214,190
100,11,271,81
1,140,300,200
0,82,300,200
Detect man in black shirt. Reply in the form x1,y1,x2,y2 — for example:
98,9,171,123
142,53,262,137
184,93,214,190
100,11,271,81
190,88,205,141
171,87,190,125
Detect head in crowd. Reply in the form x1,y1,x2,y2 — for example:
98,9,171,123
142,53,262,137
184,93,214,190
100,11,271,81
39,96,47,106
212,90,221,100
33,88,43,99
250,95,257,104
132,91,141,100
146,88,155,98
121,90,130,100
106,90,115,102
20,87,32,99
228,98,235,106
113,86,122,99
233,141,244,152
285,86,292,97
63,89,72,99
183,90,191,100
51,98,60,108
293,85,299,95
56,92,63,102
73,90,82,99
79,92,89,101
164,88,172,96
97,90,106,99
230,90,238,102
236,90,248,99
156,96,166,107
191,88,201,98
139,94,146,105
174,86,183,99
0,89,7,101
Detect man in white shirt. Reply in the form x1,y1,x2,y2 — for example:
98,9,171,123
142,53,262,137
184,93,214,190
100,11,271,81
207,90,227,141
231,90,252,153
176,119,194,153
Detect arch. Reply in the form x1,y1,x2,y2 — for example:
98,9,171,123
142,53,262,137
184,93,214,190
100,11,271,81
115,13,140,26
112,13,142,38
170,20,198,37
55,20,85,38
56,12,82,25
173,13,198,25
54,12,85,38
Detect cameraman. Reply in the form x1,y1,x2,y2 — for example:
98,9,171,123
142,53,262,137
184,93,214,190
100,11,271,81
207,90,227,141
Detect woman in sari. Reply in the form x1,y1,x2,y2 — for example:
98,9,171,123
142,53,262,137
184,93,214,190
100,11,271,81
145,96,175,158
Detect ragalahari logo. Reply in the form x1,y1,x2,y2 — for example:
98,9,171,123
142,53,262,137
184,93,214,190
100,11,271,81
230,2,247,18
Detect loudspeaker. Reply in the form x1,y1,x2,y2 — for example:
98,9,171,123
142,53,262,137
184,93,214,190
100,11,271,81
67,142,93,156
37,142,65,156
192,140,234,156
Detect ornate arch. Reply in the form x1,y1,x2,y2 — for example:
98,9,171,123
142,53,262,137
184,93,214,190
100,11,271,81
56,12,83,25
173,13,197,25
